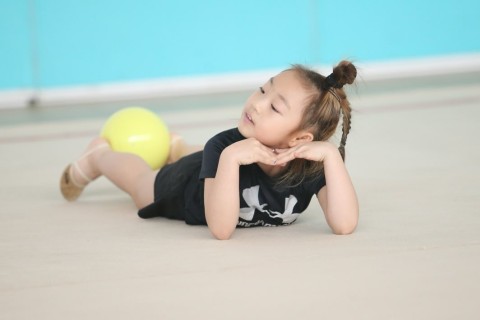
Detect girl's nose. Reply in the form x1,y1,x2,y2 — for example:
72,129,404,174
251,102,260,114
253,97,268,114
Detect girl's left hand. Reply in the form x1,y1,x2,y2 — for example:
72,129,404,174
274,141,338,165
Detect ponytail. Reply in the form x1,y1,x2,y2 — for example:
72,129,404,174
320,60,356,161
276,61,357,187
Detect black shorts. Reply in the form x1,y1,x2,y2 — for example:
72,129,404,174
137,151,206,224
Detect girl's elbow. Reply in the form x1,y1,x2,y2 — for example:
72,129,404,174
211,228,234,240
205,208,237,240
332,224,356,235
213,233,233,240
207,223,236,240
331,216,358,235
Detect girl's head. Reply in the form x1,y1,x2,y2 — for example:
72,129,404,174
239,60,357,186
290,60,357,160
239,68,316,148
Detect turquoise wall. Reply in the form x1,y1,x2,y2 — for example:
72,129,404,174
318,0,480,62
0,1,33,88
1,0,479,90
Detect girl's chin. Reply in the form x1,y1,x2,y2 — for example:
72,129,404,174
237,124,251,138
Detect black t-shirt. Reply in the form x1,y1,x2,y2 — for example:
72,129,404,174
199,128,326,227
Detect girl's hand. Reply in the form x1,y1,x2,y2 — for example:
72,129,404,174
276,141,358,235
224,138,278,166
274,141,338,165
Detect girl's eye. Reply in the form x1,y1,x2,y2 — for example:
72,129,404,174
259,87,265,94
271,104,280,113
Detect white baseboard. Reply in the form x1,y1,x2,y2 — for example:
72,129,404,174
356,52,480,81
0,89,37,110
1,52,479,109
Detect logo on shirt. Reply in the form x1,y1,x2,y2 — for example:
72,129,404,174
239,185,300,227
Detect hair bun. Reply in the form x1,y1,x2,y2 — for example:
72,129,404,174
332,60,357,87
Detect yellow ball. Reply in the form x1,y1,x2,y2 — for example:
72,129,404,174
100,107,170,169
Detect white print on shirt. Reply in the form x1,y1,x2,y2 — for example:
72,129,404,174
239,185,301,225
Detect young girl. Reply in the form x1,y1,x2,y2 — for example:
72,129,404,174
60,60,359,240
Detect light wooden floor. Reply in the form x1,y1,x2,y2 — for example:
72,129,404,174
1,72,479,319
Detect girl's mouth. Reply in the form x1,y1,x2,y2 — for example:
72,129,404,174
245,112,254,124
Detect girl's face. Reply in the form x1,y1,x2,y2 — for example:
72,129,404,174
238,70,312,148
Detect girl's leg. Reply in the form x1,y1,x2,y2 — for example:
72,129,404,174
62,137,156,209
61,134,203,208
91,140,156,209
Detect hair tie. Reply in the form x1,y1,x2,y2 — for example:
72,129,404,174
324,73,343,89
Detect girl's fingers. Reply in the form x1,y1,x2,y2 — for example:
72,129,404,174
255,143,315,166
274,145,312,164
257,144,279,165
272,148,289,154
272,142,330,165
274,149,297,165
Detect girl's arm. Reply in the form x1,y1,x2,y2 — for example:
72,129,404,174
204,138,277,240
203,153,239,240
275,141,359,234
317,145,358,234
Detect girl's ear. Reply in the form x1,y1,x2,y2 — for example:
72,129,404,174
288,131,314,147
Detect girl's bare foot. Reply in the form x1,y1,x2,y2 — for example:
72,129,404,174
167,134,188,164
60,137,110,201
167,134,204,164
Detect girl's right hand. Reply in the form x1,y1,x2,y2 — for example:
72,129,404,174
223,138,277,166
